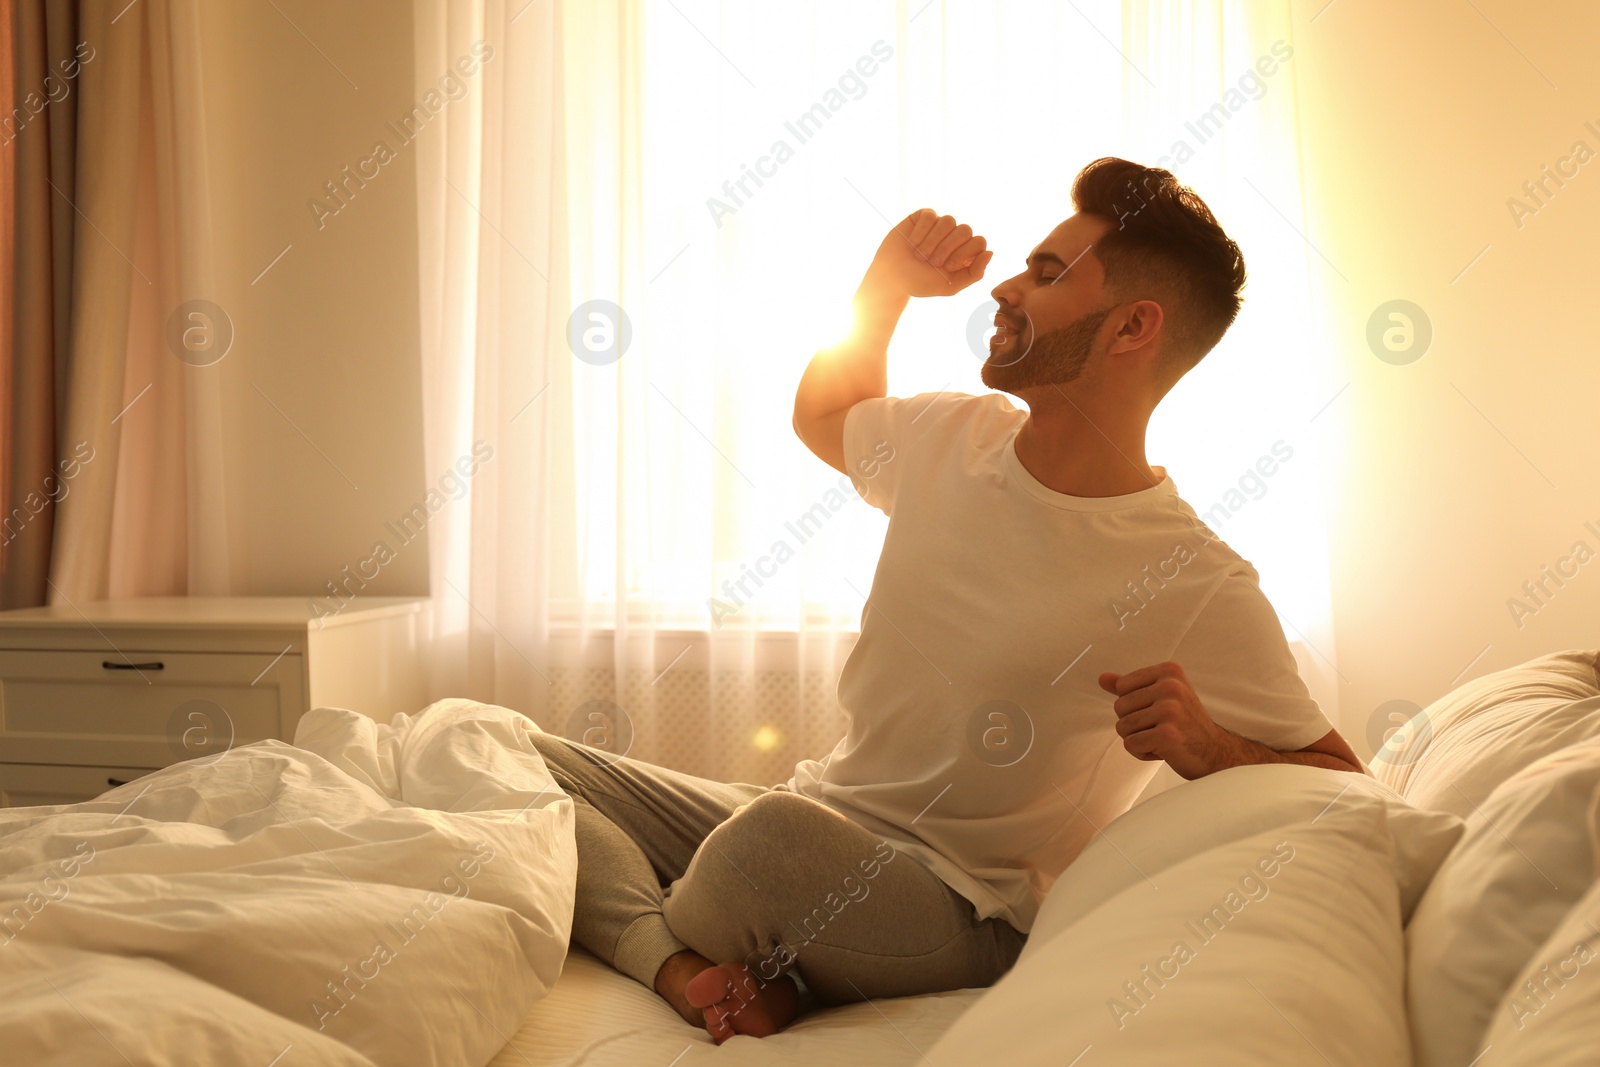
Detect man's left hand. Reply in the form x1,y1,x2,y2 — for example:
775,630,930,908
1098,661,1229,780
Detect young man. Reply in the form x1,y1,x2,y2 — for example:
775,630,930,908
531,156,1364,1043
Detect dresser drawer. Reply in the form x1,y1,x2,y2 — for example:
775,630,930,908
0,651,304,769
0,762,157,807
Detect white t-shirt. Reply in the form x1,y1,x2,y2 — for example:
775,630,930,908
786,391,1334,933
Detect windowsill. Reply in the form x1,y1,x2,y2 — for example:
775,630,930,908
543,605,863,638
534,616,862,672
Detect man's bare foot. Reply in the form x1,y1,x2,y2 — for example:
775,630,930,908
653,950,801,1042
684,961,800,1043
654,950,720,1028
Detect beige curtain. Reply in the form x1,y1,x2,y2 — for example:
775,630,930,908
2,0,78,609
0,1,10,591
45,0,228,604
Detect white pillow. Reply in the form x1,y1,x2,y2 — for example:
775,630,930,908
931,805,1414,1066
1372,649,1600,817
1406,737,1600,1067
1480,873,1600,1065
1028,764,1462,949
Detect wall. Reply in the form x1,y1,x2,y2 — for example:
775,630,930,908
1294,0,1599,755
197,0,428,600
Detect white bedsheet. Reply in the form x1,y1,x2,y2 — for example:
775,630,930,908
0,699,577,1067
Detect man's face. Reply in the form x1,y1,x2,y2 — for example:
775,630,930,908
982,214,1115,394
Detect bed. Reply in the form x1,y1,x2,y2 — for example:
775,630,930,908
489,949,978,1066
4,650,1598,1065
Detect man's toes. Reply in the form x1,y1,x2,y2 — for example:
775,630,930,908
685,964,732,1009
702,1004,735,1043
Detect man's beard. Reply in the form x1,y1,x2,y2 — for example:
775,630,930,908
980,307,1111,392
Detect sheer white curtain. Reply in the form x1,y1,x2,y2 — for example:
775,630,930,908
415,0,1340,784
410,0,562,717
1121,0,1343,719
415,0,866,785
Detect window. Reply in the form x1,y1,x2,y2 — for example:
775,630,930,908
557,1,1339,666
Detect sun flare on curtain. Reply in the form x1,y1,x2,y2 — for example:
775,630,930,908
419,0,1341,784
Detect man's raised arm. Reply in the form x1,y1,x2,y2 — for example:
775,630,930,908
792,209,992,473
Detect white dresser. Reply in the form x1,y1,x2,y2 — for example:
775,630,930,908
0,597,429,807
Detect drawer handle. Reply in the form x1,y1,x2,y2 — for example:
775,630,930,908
102,660,164,671
107,777,128,787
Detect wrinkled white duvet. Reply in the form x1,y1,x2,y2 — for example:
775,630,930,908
0,699,577,1067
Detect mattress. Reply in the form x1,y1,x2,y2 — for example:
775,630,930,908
490,948,981,1066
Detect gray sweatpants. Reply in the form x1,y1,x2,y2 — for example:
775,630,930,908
528,732,1025,1005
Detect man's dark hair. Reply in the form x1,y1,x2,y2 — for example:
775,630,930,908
1070,157,1246,374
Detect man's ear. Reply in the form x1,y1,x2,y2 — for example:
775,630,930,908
1108,299,1164,355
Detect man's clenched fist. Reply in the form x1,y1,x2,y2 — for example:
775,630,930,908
865,208,993,299
1098,661,1229,780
